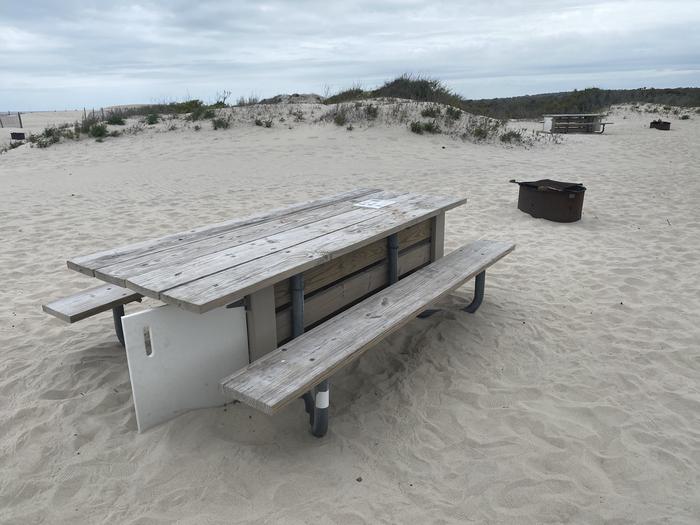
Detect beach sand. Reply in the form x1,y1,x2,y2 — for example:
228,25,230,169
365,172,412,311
1,105,698,524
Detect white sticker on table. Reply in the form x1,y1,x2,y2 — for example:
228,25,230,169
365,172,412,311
354,199,397,209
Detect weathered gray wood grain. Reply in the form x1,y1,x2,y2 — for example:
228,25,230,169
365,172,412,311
246,286,278,362
275,241,431,341
160,194,466,313
273,219,431,308
94,191,405,287
68,188,381,276
220,240,515,414
42,284,142,323
430,212,445,261
125,197,417,297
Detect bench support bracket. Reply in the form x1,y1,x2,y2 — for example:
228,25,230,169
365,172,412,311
463,271,485,313
418,271,486,318
112,305,126,347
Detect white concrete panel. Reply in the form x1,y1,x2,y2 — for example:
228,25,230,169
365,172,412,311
122,304,248,432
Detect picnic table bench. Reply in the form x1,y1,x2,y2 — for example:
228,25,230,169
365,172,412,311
43,188,514,436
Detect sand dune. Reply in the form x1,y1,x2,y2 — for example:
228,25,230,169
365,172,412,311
1,104,698,523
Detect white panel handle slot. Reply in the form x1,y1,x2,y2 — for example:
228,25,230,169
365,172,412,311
143,326,153,356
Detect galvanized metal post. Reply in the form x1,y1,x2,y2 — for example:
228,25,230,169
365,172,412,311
311,380,329,437
112,305,125,347
291,273,329,437
290,274,304,338
387,233,399,285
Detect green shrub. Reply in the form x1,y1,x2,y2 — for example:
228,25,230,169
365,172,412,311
194,124,201,131
263,119,273,128
212,116,230,129
171,99,204,113
88,123,108,138
79,113,101,133
410,120,440,134
333,109,348,126
28,127,61,148
106,113,125,125
188,106,216,121
680,114,690,120
27,123,90,147
421,105,441,118
472,127,488,140
365,104,379,120
445,106,462,120
254,118,263,126
324,86,366,104
375,75,462,106
500,130,522,143
291,109,305,122
145,113,159,125
422,120,441,133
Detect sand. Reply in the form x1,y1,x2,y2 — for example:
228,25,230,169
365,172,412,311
1,104,699,524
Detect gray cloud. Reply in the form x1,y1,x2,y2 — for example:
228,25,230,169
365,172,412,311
1,0,699,110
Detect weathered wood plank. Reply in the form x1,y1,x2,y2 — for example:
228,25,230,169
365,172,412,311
273,219,431,308
95,190,405,287
220,240,515,414
68,188,381,276
246,286,278,362
161,194,466,313
42,284,142,323
275,241,431,342
430,212,445,261
126,195,418,297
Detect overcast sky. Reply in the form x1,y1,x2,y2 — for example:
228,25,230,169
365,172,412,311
2,0,699,111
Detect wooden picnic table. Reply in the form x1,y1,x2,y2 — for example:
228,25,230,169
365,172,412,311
45,188,517,436
68,187,465,360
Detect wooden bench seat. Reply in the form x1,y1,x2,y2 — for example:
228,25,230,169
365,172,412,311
42,284,142,345
220,240,514,419
42,284,142,323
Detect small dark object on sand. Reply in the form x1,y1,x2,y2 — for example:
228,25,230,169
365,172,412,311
10,132,25,140
650,119,671,130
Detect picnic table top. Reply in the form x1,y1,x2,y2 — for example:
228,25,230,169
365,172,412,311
68,188,466,314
